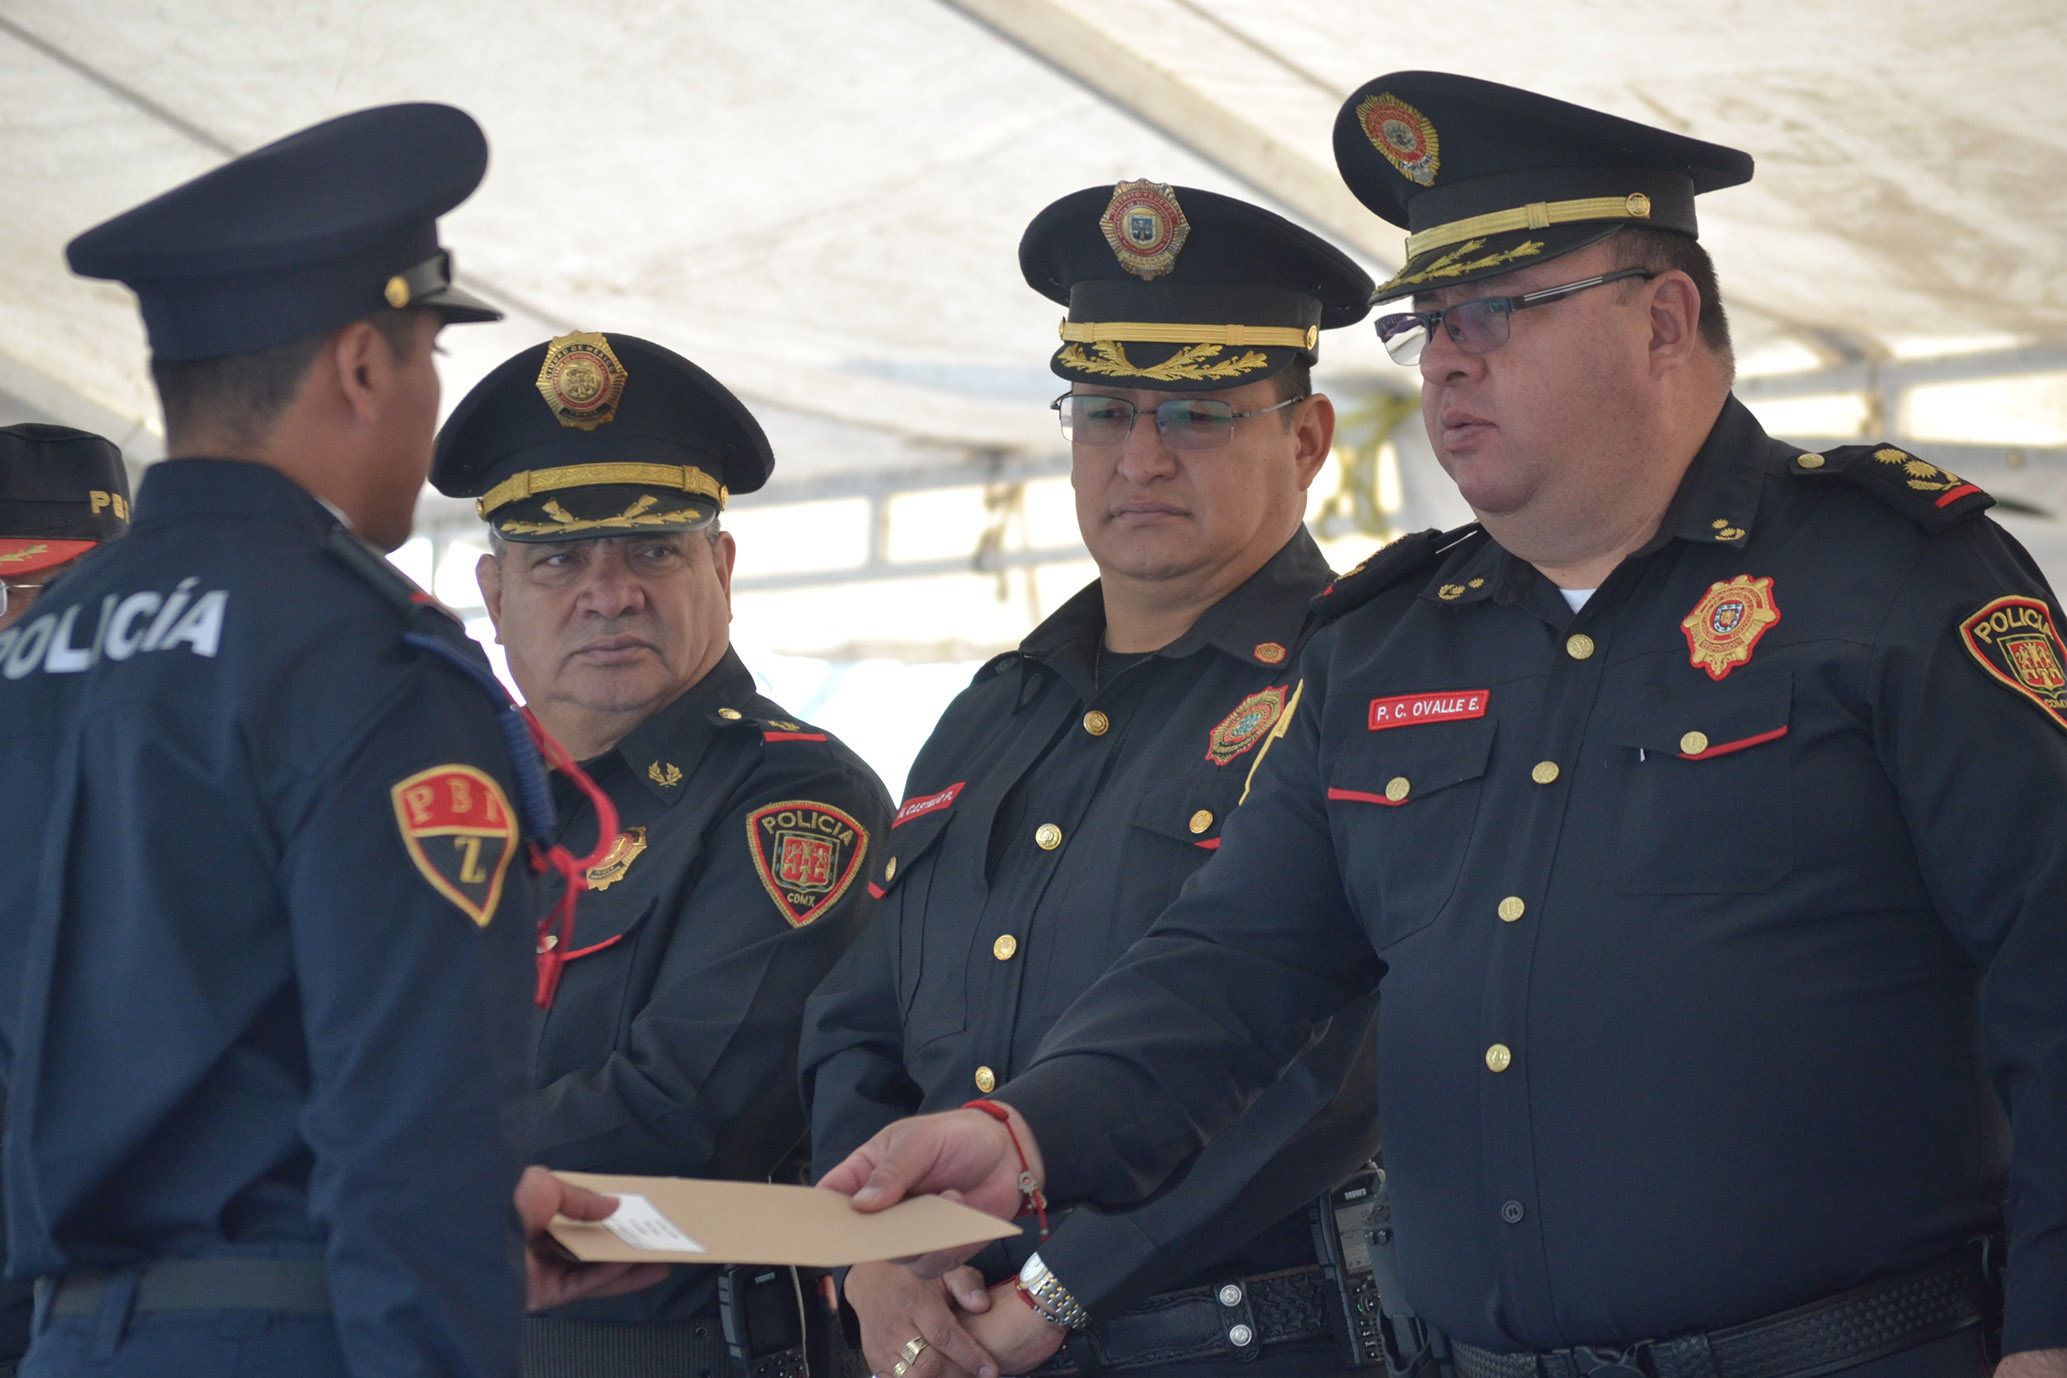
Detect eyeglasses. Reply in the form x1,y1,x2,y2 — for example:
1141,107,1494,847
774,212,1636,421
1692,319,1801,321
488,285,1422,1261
1374,269,1655,365
1052,392,1306,449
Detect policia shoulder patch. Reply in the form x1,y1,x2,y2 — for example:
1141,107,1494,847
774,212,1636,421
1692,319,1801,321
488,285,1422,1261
390,764,520,926
1961,595,2067,734
747,800,870,927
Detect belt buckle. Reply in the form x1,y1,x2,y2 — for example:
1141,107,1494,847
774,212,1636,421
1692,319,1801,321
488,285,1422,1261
1568,1344,1648,1378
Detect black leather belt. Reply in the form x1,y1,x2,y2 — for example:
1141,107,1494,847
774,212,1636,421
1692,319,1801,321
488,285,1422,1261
1449,1251,1991,1378
1033,1264,1332,1374
523,1315,735,1378
39,1257,331,1318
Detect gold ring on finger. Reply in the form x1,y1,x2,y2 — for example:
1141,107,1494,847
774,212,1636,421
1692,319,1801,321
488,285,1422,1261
901,1337,931,1364
891,1363,911,1378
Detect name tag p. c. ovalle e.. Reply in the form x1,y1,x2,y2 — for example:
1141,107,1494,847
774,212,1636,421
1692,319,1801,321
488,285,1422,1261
1367,689,1489,731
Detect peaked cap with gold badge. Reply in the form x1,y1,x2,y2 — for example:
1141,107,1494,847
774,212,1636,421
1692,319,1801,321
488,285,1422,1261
1021,181,1373,392
432,332,773,540
1334,72,1754,303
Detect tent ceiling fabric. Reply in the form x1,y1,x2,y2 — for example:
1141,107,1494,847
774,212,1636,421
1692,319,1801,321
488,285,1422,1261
2,1,2065,472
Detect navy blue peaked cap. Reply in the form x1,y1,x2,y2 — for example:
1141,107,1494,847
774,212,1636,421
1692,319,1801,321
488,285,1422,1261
1021,181,1372,392
0,424,129,571
66,103,501,362
1333,73,1753,302
432,332,773,542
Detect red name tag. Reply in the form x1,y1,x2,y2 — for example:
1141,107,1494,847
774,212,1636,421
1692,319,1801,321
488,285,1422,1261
894,782,965,827
1368,690,1490,730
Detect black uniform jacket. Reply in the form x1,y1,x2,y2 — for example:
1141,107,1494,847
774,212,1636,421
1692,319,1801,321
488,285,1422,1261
1001,399,2067,1355
528,646,890,1323
803,531,1383,1366
0,460,539,1377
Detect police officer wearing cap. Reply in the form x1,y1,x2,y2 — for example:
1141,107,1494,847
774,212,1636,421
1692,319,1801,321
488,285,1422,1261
819,74,2067,1378
0,104,554,1377
434,331,892,1378
0,425,130,634
801,183,1382,1378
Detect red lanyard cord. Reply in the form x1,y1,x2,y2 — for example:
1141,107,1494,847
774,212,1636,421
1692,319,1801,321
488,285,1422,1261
520,705,620,1009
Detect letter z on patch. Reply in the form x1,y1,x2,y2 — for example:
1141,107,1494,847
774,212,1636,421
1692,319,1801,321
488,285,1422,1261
747,800,870,927
390,765,519,926
1960,595,2067,733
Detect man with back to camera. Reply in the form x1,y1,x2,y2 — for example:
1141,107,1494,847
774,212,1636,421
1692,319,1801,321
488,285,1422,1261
0,104,649,1377
433,330,892,1378
799,181,1384,1378
819,73,2067,1377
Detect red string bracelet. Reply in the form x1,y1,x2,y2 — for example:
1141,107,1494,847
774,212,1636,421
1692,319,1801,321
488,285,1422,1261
962,1098,1048,1240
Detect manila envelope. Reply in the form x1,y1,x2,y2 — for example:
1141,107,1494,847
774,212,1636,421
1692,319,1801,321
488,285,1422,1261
545,1172,1020,1268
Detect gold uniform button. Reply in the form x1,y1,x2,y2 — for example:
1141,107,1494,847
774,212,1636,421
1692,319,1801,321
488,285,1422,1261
1565,633,1595,660
974,1066,996,1093
1083,710,1110,736
1530,760,1560,785
1189,809,1214,834
1384,777,1410,803
1497,896,1525,922
1797,452,1826,469
717,707,743,720
883,856,898,882
1680,731,1709,756
1035,823,1063,850
993,934,1018,961
1486,1044,1513,1073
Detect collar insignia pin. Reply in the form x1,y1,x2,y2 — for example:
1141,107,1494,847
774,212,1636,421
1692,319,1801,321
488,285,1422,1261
648,761,683,788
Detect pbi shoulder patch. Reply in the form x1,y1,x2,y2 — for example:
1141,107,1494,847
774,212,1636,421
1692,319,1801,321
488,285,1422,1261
1206,686,1288,765
390,765,520,926
1791,445,1993,533
747,800,870,927
1314,525,1472,625
1960,596,2067,734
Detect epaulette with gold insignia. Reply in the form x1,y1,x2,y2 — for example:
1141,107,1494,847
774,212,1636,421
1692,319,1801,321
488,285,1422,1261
1788,444,1994,533
711,705,831,745
1312,525,1473,625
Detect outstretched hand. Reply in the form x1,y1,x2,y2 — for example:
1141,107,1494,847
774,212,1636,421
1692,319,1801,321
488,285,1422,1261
515,1166,668,1311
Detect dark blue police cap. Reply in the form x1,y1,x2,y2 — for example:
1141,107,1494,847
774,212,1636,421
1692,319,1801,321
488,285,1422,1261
66,103,502,362
1021,181,1373,392
1334,73,1754,302
432,332,774,542
0,424,129,574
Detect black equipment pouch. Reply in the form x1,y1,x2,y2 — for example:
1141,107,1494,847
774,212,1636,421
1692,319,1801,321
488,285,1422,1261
719,1264,809,1378
1311,1166,1451,1378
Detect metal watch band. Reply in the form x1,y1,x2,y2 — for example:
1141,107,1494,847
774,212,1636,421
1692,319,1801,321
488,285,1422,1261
1019,1251,1091,1331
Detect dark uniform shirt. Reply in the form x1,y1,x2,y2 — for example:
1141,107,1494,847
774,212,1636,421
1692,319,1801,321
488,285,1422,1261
0,460,539,1377
1001,398,2067,1355
527,646,889,1326
804,530,1383,1374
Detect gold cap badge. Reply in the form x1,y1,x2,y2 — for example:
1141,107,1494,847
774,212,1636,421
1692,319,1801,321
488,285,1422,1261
1100,180,1190,282
1357,92,1440,186
536,331,629,431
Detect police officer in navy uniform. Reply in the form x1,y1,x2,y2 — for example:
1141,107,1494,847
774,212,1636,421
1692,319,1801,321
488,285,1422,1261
433,332,893,1378
820,75,2067,1378
0,105,550,1377
0,424,131,1375
0,426,131,633
801,185,1383,1378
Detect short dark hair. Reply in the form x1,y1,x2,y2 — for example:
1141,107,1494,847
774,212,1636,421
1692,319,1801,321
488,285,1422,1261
1609,227,1732,364
151,308,425,449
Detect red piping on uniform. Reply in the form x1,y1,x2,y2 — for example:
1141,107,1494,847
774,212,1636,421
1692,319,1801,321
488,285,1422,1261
1194,837,1221,850
560,933,625,962
1326,787,1407,807
764,731,828,742
1935,484,1980,508
867,882,887,899
1679,725,1788,760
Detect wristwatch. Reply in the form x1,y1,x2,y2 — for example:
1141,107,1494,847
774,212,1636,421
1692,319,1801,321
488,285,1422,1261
1016,1250,1090,1331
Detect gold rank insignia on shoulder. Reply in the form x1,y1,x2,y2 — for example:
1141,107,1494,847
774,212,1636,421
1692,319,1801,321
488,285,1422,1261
389,764,519,927
1681,575,1781,681
1100,180,1190,281
585,825,648,891
747,800,870,927
1960,595,2067,734
1356,92,1440,186
1206,685,1288,766
536,331,629,431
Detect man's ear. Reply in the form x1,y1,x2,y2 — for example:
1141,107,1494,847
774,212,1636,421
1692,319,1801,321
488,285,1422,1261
1292,393,1337,490
1646,271,1702,374
330,320,386,425
476,551,506,643
713,530,738,619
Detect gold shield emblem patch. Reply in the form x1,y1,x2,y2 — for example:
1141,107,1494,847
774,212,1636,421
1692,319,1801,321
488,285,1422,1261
1681,575,1781,681
746,800,870,927
390,765,519,927
1960,595,2067,734
1356,92,1440,186
585,826,648,892
536,331,629,431
1206,686,1288,766
1099,180,1190,282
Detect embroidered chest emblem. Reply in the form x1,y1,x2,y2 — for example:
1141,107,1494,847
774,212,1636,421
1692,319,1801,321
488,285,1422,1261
585,825,649,892
1681,575,1781,681
746,800,870,927
1960,596,2067,733
1206,686,1288,766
